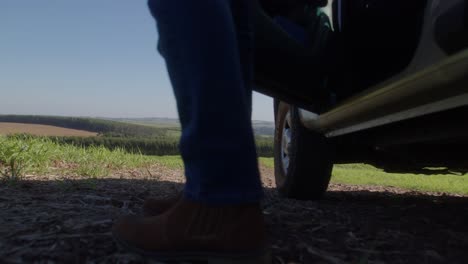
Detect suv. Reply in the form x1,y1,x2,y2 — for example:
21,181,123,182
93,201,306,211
254,0,468,199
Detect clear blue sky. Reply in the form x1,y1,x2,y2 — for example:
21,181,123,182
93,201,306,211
0,0,274,121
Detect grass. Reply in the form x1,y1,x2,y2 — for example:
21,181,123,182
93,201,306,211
332,164,468,195
259,157,274,168
0,136,161,180
1,137,467,195
259,157,468,195
150,155,184,169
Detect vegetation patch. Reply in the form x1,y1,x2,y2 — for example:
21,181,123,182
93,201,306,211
50,136,273,157
0,115,274,157
259,158,468,196
259,157,274,168
0,136,161,180
333,164,468,196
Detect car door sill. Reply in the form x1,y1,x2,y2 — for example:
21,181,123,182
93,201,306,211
299,49,468,137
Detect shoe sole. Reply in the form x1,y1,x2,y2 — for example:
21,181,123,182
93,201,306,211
112,231,271,264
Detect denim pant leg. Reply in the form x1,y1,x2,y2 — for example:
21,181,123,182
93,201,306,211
148,0,262,204
231,0,254,117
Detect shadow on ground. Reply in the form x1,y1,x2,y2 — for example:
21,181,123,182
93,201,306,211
1,178,467,263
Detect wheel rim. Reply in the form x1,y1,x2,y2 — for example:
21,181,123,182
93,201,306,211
281,110,292,175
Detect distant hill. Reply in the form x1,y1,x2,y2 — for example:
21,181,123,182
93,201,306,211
0,115,167,138
0,115,275,137
105,117,275,136
104,117,181,127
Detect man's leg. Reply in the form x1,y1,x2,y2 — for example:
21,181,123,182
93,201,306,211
231,0,255,118
150,0,262,204
113,0,267,261
142,0,259,216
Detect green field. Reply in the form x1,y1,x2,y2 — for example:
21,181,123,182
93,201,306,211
260,158,468,195
110,119,182,138
0,115,274,157
332,164,468,195
1,136,467,195
107,118,275,137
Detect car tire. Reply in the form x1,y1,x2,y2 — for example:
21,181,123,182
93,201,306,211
274,101,333,200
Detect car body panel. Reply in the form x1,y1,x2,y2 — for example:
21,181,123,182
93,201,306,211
258,0,468,172
299,48,468,136
299,0,468,137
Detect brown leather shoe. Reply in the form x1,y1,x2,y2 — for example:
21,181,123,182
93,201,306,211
113,198,270,263
142,192,181,216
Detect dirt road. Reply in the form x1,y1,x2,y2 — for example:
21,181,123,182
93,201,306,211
0,122,97,137
1,166,467,263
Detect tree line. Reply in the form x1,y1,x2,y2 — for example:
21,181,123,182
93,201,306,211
49,136,273,157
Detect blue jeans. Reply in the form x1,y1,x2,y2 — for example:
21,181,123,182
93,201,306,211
148,0,262,204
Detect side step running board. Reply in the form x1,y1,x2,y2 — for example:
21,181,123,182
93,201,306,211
300,49,468,137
